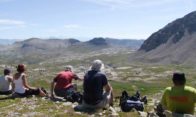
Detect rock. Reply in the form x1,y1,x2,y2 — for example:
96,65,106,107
63,102,72,106
98,112,103,116
138,111,148,117
22,112,44,117
114,107,121,112
72,104,77,108
109,106,119,116
55,101,60,103
147,111,159,117
89,114,95,117
75,112,82,115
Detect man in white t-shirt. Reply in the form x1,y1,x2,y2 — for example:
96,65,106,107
0,68,13,95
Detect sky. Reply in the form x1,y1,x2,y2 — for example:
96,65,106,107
0,0,196,40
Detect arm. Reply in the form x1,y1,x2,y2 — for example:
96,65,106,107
22,74,35,90
11,80,15,92
12,74,17,92
160,90,167,110
104,83,113,106
104,83,112,93
73,73,83,81
7,76,13,83
7,76,14,91
102,74,112,93
51,81,56,98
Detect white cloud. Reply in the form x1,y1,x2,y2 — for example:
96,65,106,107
64,24,81,29
81,0,183,9
0,19,25,26
82,0,130,6
0,19,26,31
81,0,130,9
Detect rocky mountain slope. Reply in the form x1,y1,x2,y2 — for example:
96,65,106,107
134,11,196,65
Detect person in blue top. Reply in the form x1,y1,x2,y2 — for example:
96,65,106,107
0,68,13,95
82,59,113,109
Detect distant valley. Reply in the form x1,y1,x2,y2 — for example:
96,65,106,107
0,37,144,64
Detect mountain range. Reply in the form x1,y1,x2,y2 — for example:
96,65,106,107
0,37,144,64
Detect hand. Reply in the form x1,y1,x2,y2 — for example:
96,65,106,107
51,94,55,98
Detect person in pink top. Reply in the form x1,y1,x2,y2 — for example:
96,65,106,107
51,65,81,99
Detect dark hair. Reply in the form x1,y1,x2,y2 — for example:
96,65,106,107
4,68,11,75
17,64,26,73
172,72,186,85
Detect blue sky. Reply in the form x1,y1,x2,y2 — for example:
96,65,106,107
0,0,196,40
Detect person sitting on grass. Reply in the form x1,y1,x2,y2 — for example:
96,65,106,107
12,64,47,97
75,59,113,111
161,72,196,115
0,68,13,95
50,65,82,101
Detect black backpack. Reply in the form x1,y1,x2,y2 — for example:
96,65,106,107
65,91,83,104
119,91,147,112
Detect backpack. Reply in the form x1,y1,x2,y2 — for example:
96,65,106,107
66,91,83,104
120,100,144,112
119,91,147,112
65,88,83,104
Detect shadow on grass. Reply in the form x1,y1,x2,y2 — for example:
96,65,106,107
0,95,16,100
74,104,107,115
49,96,66,102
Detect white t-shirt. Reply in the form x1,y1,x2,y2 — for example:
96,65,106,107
0,75,12,92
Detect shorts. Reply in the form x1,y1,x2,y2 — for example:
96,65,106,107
0,90,12,95
54,86,75,98
83,92,111,109
16,88,40,97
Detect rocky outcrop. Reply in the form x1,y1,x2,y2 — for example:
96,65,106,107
134,11,196,65
139,11,196,52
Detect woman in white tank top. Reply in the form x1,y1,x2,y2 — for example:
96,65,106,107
13,64,47,97
13,73,26,94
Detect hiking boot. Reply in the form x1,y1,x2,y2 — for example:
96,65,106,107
40,87,49,98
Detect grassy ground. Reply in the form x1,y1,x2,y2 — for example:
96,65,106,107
0,53,196,116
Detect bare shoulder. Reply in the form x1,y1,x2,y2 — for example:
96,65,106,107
14,73,26,79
